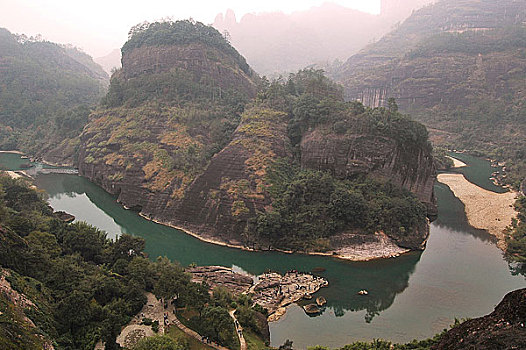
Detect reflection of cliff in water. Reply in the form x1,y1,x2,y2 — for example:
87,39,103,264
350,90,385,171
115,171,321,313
433,182,494,244
320,252,421,322
35,173,86,198
36,172,423,324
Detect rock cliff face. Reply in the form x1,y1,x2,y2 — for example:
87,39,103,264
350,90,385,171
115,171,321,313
330,0,526,188
121,43,257,96
79,21,437,255
78,104,290,247
301,129,436,217
342,51,526,111
334,0,526,109
433,288,526,350
155,107,291,246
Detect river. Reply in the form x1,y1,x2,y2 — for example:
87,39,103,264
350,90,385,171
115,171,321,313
1,152,524,349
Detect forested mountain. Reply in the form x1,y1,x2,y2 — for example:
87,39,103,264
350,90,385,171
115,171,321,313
213,1,435,76
0,28,108,165
78,20,436,255
330,0,526,188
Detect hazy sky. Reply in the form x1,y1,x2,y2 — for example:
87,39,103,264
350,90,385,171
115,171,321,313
0,1,380,57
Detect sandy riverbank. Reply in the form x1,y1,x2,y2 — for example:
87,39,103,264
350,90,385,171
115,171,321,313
447,156,467,168
437,173,518,249
0,150,24,154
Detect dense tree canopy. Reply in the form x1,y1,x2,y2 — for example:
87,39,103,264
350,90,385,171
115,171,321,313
253,159,427,251
0,175,244,349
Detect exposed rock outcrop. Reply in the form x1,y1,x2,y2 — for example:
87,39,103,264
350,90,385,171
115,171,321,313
121,43,258,97
433,288,526,350
301,129,437,218
187,266,253,295
186,266,328,322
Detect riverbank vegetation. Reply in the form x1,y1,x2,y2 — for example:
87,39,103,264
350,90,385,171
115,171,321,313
506,196,526,265
0,174,267,349
253,160,427,251
307,337,439,350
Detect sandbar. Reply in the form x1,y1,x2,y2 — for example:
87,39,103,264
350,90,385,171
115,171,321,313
437,173,517,249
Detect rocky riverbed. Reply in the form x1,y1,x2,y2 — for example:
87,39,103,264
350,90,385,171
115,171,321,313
187,266,328,321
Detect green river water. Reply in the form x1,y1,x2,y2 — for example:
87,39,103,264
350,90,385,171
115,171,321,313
1,152,524,349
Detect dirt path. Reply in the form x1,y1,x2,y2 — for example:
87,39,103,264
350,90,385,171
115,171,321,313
116,293,161,348
117,291,244,349
229,310,246,350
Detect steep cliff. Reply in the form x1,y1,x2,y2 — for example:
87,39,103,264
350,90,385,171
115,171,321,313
78,20,264,246
433,288,526,350
79,22,435,255
301,126,436,216
330,0,526,188
121,44,256,97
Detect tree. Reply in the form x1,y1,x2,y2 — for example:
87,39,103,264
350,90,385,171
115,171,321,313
279,340,294,350
153,257,189,301
387,97,399,113
182,282,210,315
200,306,236,347
111,234,146,263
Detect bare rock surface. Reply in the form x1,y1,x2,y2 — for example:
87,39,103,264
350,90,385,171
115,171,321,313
187,266,328,322
433,288,526,350
187,266,254,295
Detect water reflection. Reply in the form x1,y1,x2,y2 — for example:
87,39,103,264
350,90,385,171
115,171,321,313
34,172,421,323
433,183,495,244
318,253,421,322
2,152,524,347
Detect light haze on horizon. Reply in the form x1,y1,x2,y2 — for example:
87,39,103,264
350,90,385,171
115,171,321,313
0,0,381,57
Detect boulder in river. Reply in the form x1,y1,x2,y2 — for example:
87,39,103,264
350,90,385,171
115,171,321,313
55,211,75,223
303,304,321,315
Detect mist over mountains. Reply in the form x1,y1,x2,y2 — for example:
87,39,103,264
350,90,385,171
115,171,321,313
92,1,436,76
213,0,436,76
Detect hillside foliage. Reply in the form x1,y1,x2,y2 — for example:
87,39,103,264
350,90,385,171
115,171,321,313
252,160,427,251
506,196,526,264
0,28,107,161
0,175,247,350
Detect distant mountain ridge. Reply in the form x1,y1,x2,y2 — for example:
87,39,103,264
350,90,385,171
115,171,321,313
95,48,121,74
330,0,526,187
213,1,435,76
